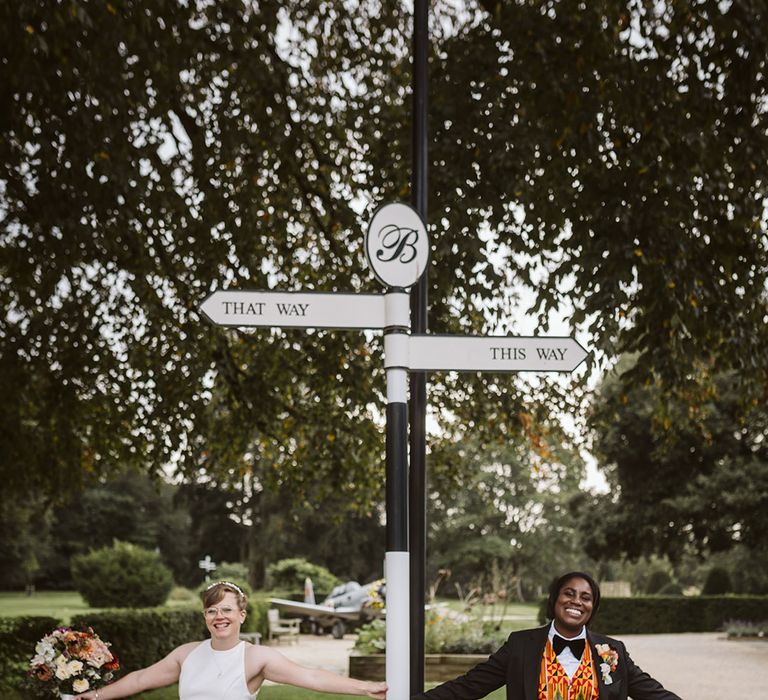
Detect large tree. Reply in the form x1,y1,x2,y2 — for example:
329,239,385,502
427,427,589,598
0,1,406,504
2,0,766,527
425,0,768,406
578,358,768,561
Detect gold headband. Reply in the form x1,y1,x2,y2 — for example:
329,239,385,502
205,580,246,597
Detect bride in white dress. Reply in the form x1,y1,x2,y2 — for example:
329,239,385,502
76,581,387,700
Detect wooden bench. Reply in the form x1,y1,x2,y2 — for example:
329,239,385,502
239,631,262,644
267,608,300,644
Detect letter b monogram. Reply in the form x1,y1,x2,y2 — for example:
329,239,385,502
365,202,428,288
376,224,419,264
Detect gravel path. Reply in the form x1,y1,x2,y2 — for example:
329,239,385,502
617,632,768,699
269,632,768,699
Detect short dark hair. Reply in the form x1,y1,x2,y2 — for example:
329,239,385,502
545,571,601,626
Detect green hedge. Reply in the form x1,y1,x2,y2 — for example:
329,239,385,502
249,598,272,640
71,608,206,673
538,595,768,634
1,603,271,693
0,615,61,691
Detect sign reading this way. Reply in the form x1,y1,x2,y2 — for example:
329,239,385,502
407,335,588,373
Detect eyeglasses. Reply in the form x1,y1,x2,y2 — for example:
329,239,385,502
203,606,237,618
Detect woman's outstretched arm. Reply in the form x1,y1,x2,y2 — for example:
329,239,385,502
254,646,387,700
76,643,197,700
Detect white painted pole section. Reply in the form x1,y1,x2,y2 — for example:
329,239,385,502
383,289,411,700
386,369,408,404
385,291,411,327
384,333,410,370
385,550,410,700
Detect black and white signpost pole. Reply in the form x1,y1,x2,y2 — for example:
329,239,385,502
366,202,429,700
410,0,429,692
200,202,586,700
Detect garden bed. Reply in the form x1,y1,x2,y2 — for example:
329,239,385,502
350,653,488,682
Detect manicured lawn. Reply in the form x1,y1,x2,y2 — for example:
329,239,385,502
137,685,506,700
0,590,96,622
433,597,539,631
8,679,505,700
0,590,197,624
8,685,507,700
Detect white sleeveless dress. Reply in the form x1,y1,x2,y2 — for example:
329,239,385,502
179,640,257,700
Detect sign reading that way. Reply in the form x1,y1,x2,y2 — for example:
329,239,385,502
200,290,386,329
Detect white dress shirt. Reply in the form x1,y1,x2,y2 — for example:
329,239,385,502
548,622,587,680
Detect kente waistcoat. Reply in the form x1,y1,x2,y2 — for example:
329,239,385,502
538,638,599,700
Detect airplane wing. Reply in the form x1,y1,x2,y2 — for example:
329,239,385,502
269,598,384,621
269,598,336,617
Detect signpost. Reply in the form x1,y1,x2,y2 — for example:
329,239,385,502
198,555,217,582
199,201,588,700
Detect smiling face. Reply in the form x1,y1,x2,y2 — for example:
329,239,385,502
552,576,595,637
203,591,246,644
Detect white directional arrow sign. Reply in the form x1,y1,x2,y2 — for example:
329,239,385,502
406,335,589,372
200,290,387,329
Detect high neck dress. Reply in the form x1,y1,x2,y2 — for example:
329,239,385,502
179,640,256,700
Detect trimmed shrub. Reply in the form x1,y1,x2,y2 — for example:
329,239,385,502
71,541,173,608
248,597,272,640
0,615,61,691
703,566,733,595
724,619,768,638
645,570,672,594
657,582,684,596
266,558,339,594
70,608,205,673
168,586,198,603
215,561,250,581
537,595,768,633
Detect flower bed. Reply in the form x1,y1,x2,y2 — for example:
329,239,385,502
349,653,489,682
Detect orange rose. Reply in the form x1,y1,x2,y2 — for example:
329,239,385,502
33,664,53,681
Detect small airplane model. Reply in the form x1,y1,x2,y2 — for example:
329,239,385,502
270,578,385,638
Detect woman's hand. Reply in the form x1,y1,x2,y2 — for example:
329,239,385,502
364,681,387,700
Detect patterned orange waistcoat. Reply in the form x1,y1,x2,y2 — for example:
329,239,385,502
538,638,600,700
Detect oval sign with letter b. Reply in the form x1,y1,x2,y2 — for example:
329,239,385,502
365,202,429,289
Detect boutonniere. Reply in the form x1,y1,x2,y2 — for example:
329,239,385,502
594,643,619,685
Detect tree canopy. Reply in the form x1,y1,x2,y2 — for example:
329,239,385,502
429,0,768,400
2,0,766,540
1,0,402,503
579,358,768,561
427,430,590,597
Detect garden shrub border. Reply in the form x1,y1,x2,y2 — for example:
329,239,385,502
0,615,62,691
538,595,768,634
70,608,206,673
0,600,272,692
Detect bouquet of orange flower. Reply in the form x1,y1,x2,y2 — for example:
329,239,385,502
29,627,119,698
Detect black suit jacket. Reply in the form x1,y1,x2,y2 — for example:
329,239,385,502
411,626,682,700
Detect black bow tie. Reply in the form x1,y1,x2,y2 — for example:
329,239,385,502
553,635,585,658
